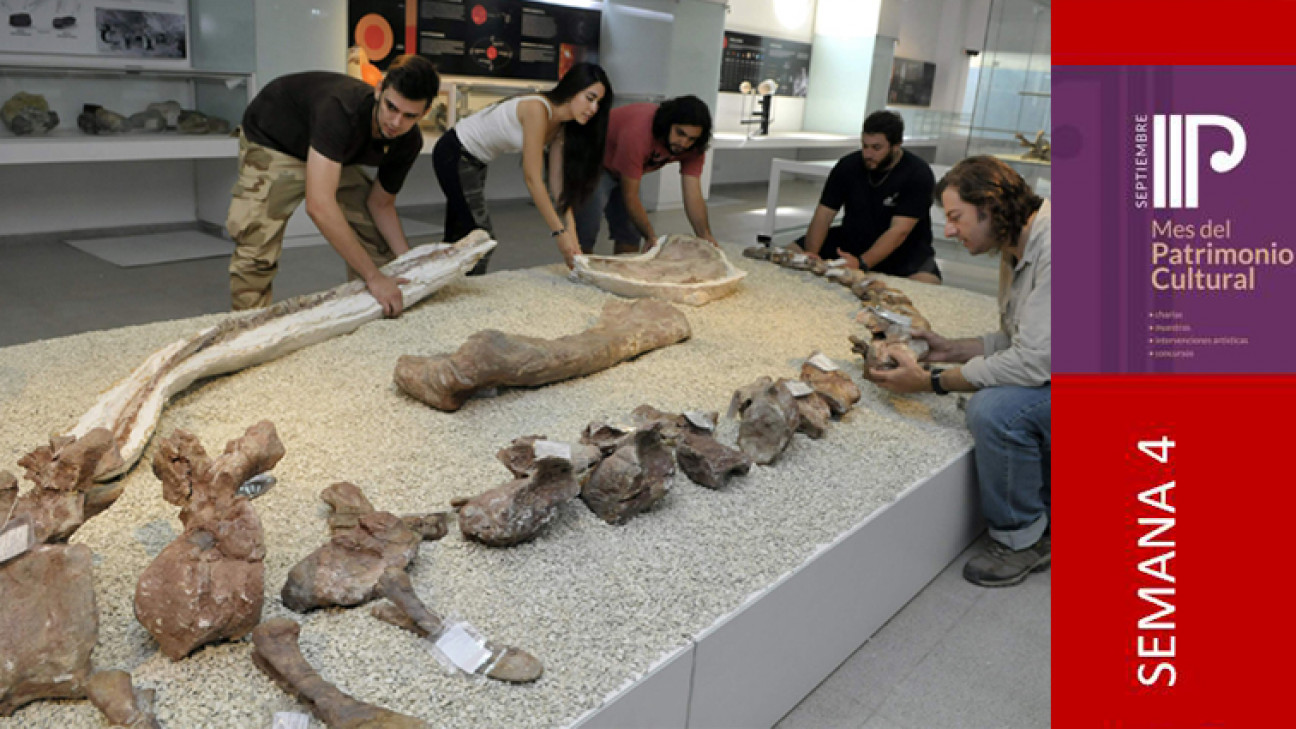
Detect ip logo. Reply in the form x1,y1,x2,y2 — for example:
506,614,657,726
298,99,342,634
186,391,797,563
1153,115,1246,209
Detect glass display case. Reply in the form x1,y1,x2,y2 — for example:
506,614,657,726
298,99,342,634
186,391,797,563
964,0,1050,190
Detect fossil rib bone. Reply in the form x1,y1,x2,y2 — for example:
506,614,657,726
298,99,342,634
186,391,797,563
86,670,160,729
251,617,428,729
67,232,496,482
394,298,691,412
572,235,747,306
372,568,543,683
452,457,580,547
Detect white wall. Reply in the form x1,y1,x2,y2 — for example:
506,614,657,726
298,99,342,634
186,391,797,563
892,0,990,115
802,0,884,134
0,162,197,236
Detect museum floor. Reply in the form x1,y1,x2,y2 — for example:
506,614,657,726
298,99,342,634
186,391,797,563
0,180,1049,729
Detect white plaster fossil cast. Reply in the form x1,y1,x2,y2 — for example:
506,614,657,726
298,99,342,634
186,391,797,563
67,231,496,482
570,234,747,306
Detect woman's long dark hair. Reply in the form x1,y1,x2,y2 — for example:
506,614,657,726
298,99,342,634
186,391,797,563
544,62,613,214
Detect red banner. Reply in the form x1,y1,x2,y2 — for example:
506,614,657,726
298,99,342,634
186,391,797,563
1054,374,1296,726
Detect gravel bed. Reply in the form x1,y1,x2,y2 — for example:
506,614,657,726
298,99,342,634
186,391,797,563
0,246,998,728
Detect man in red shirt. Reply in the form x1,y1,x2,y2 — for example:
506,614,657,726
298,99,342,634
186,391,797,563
574,96,717,254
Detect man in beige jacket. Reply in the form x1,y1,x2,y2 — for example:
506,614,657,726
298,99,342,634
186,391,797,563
869,156,1051,587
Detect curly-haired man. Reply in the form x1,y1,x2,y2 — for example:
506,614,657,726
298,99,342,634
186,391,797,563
869,155,1051,587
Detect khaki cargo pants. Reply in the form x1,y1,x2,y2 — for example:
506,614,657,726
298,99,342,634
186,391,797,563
226,131,395,310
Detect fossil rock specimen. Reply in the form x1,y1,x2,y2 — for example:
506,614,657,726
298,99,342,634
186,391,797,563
800,358,862,417
1,92,58,135
251,617,428,729
742,245,772,260
729,377,800,465
134,421,283,660
322,481,377,533
67,232,496,483
127,109,166,133
453,457,579,547
675,432,751,489
0,543,98,716
580,421,635,456
630,405,718,445
395,298,690,412
776,379,831,439
146,101,183,129
851,278,889,301
402,513,450,541
580,425,675,524
495,435,602,480
320,481,449,540
281,510,422,613
177,110,230,135
0,428,123,544
572,234,747,305
827,267,871,287
853,336,926,372
372,568,543,683
1016,130,1051,162
86,670,160,729
780,253,815,271
769,248,794,265
78,105,128,135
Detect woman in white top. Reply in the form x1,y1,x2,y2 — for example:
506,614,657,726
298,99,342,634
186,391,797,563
432,63,613,275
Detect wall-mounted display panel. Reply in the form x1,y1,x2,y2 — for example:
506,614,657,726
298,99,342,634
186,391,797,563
888,57,935,107
719,30,811,97
349,0,600,81
0,0,188,64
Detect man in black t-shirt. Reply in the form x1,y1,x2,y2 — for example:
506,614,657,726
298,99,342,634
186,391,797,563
793,110,941,283
227,55,440,316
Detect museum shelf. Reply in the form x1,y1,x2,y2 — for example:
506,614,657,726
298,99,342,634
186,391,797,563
0,62,255,164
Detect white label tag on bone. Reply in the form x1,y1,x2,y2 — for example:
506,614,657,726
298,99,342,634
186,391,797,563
791,254,809,265
0,520,33,565
684,411,715,431
272,712,311,729
784,381,815,398
435,623,492,673
875,308,912,328
533,439,572,461
826,258,847,267
807,354,839,372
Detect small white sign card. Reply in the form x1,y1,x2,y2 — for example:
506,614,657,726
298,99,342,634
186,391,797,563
433,623,492,674
807,353,839,372
784,381,815,398
533,439,572,461
272,712,311,729
0,517,34,565
684,411,716,431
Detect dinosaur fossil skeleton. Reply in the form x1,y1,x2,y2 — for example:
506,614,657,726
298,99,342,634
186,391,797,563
66,232,496,482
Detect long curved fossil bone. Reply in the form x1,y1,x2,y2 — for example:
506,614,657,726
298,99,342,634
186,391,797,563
67,232,496,482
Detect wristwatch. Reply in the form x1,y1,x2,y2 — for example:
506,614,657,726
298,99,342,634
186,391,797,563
930,368,949,395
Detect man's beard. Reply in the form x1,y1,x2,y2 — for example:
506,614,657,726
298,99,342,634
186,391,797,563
865,149,897,170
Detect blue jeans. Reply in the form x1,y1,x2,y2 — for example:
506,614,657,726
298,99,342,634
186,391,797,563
573,169,641,254
965,384,1051,550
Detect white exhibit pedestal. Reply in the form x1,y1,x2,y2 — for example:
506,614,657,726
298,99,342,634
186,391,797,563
573,449,982,729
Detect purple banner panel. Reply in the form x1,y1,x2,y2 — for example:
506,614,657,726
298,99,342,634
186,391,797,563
1054,66,1296,373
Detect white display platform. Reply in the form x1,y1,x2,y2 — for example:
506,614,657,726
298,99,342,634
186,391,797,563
573,450,982,729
